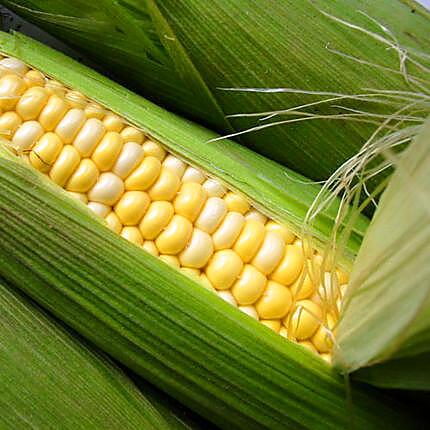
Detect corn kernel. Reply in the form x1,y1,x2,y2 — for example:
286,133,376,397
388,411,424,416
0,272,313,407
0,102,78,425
148,168,180,201
91,131,123,171
162,154,186,178
155,215,193,254
195,197,228,234
179,228,214,268
0,57,28,76
288,300,323,340
45,79,66,97
87,172,124,205
224,192,250,214
142,140,166,161
23,70,45,88
16,86,48,120
182,166,205,184
265,221,296,244
139,201,174,240
120,126,144,144
255,281,292,319
105,212,122,234
103,113,124,132
199,274,215,292
174,182,207,222
87,201,110,218
66,159,99,193
55,108,86,144
260,319,281,333
231,264,266,305
0,74,26,110
125,156,161,191
113,142,144,179
251,231,285,275
39,95,68,131
49,145,80,187
143,240,159,257
270,245,304,285
290,271,316,300
68,192,88,204
12,120,43,151
217,290,237,307
114,191,150,225
212,211,244,250
65,90,87,109
29,132,63,172
0,111,22,137
312,314,335,353
85,102,105,119
233,219,265,263
121,226,143,246
299,341,318,354
245,209,267,224
202,178,226,197
73,118,105,157
159,254,180,268
239,305,259,320
205,250,243,290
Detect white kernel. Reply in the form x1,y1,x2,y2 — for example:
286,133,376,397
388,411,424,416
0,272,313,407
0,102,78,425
217,290,237,307
88,172,124,205
162,155,187,178
12,121,43,151
202,178,226,198
239,305,259,320
182,166,206,184
87,201,110,218
195,197,227,233
112,142,144,179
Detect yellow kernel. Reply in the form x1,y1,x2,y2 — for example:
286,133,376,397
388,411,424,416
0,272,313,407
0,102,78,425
205,250,243,290
45,80,66,96
67,191,88,204
202,178,226,197
12,120,43,152
320,353,332,364
290,271,317,300
143,240,159,257
233,219,266,263
288,300,323,340
260,319,281,333
312,314,335,353
231,264,266,305
65,90,87,109
179,228,214,268
148,168,180,201
139,201,174,240
265,221,296,244
142,140,166,161
217,290,237,307
16,86,49,120
0,111,22,138
105,212,122,234
159,254,180,268
91,131,123,171
49,145,80,187
23,70,45,88
239,305,259,320
87,172,124,205
112,142,144,179
114,191,150,225
29,132,63,172
182,166,205,184
195,197,228,234
199,274,215,292
279,327,290,339
0,74,26,110
85,102,105,119
155,215,193,254
0,57,28,76
224,192,250,214
337,269,349,285
121,226,143,246
298,341,318,354
244,209,267,224
39,95,68,131
162,154,187,178
125,156,161,191
255,281,292,319
87,201,110,218
180,267,201,280
251,232,285,275
55,108,86,144
174,182,207,222
270,245,304,285
66,159,99,193
120,126,144,144
103,113,124,132
73,118,105,157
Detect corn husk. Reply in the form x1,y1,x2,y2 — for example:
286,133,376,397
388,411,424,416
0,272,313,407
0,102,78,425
0,278,191,429
0,31,422,429
334,118,430,389
3,0,429,184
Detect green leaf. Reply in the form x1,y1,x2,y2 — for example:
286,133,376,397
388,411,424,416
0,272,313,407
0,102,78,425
334,118,430,383
0,278,185,429
3,0,430,183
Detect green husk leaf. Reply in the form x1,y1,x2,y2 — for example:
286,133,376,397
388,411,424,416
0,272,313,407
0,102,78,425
334,118,430,384
0,278,187,429
0,156,422,430
3,0,430,183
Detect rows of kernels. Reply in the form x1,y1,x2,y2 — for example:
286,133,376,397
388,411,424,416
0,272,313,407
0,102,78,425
0,55,350,360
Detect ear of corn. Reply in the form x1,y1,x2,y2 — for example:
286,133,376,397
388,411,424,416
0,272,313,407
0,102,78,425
334,118,430,388
0,277,191,430
0,31,423,428
4,0,429,185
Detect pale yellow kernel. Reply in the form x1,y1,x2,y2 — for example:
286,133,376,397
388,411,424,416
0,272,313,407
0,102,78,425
143,240,159,257
182,166,205,184
0,74,26,110
29,132,63,172
114,191,150,225
199,274,215,292
125,156,161,191
159,254,180,268
312,314,335,353
65,90,87,109
179,228,213,269
103,113,124,132
205,250,243,290
87,172,124,205
270,245,304,285
212,212,244,250
265,221,296,244
292,238,314,258
290,271,317,300
142,140,166,161
55,108,86,144
260,319,281,333
112,142,144,179
195,197,228,234
87,201,110,218
66,159,99,193
217,290,237,307
202,178,226,198
91,132,123,171
224,192,250,214
162,154,187,178
245,209,267,224
0,57,28,76
181,267,201,277
121,226,143,246
255,281,292,319
67,191,88,204
174,182,207,222
231,264,266,305
299,341,318,354
279,327,290,339
39,95,68,131
49,145,80,187
233,219,265,263
0,111,22,137
23,70,45,88
155,215,193,254
239,305,259,320
105,212,122,234
73,118,105,157
85,102,105,119
252,231,285,275
120,126,144,144
16,86,48,120
45,80,66,96
320,353,332,364
139,201,174,240
12,120,43,152
288,300,323,340
148,168,180,201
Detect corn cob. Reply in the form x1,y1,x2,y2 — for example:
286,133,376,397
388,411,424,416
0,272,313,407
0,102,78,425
0,52,350,361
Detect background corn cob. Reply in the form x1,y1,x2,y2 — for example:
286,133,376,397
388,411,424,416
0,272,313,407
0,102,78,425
0,31,424,429
2,0,429,187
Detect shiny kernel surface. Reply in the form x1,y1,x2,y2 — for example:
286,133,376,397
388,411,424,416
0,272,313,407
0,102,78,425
114,191,150,225
174,182,207,222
